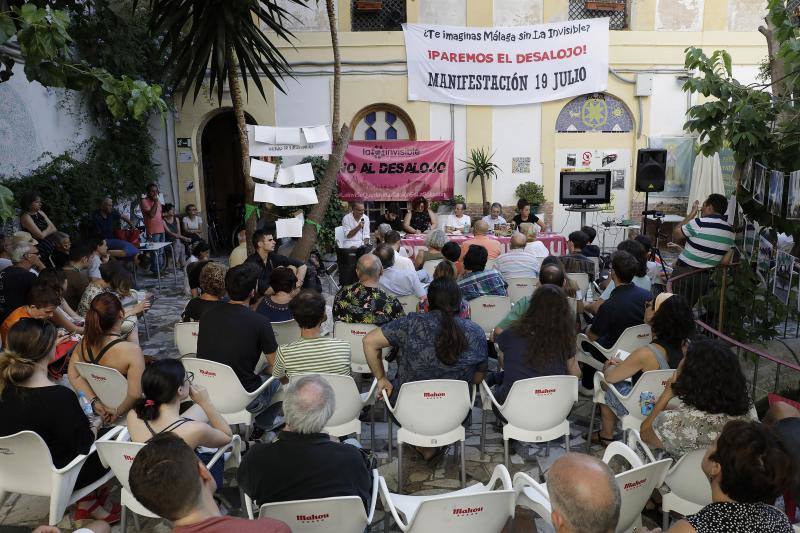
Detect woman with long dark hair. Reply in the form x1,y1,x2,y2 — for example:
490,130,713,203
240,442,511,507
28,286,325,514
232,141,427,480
402,196,437,234
127,359,232,487
487,285,580,404
68,293,145,424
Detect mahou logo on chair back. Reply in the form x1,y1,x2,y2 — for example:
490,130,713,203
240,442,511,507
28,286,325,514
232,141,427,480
623,478,647,491
351,329,368,336
296,513,330,523
452,506,483,516
199,369,216,378
534,388,556,396
90,374,107,382
423,391,446,399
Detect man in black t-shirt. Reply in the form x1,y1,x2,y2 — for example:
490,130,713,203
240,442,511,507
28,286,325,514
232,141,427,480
375,202,405,233
0,240,40,323
197,264,279,421
245,230,306,294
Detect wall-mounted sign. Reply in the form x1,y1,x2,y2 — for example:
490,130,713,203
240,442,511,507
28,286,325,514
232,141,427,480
177,138,191,148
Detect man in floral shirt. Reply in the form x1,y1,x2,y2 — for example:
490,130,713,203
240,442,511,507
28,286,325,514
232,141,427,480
333,254,404,325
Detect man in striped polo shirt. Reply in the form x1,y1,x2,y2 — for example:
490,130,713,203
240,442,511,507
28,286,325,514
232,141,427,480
671,193,734,305
272,289,351,383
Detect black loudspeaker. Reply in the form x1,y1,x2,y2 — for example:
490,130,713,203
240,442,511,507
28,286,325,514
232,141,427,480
635,149,667,192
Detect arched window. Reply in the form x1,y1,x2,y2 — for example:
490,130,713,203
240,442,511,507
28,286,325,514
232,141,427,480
555,92,634,133
351,104,416,141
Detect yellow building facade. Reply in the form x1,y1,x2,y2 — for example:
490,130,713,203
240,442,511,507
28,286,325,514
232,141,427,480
171,0,768,244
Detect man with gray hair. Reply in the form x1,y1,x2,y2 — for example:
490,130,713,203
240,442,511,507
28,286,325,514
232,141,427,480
481,202,507,230
547,453,621,533
333,253,404,325
0,238,40,323
237,375,373,510
494,231,541,280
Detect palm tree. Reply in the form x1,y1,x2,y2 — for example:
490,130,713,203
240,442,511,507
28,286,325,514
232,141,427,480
462,148,501,216
140,0,305,253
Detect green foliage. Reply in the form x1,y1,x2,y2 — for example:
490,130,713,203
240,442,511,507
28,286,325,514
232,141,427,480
461,148,500,185
515,181,546,207
274,156,345,253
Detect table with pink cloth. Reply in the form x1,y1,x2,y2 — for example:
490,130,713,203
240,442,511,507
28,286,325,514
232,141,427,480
399,232,567,258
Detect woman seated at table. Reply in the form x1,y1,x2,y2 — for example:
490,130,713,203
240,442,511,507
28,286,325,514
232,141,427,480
256,266,299,323
403,196,437,234
442,201,471,234
512,199,545,231
68,292,146,424
414,229,448,270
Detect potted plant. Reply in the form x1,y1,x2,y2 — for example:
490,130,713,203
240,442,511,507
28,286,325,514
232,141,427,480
461,148,500,216
515,182,546,215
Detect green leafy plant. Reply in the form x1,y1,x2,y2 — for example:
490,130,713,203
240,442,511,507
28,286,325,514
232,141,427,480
515,182,546,208
461,148,500,215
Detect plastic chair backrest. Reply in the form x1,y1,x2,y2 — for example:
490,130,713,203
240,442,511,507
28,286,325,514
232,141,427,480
94,440,145,491
619,370,675,421
589,257,600,279
506,277,538,303
567,297,577,316
501,376,578,431
469,296,512,335
423,259,442,277
181,359,250,414
613,325,653,354
664,449,712,507
393,380,472,436
271,320,301,346
396,294,420,315
259,496,367,532
0,431,57,496
74,362,128,410
616,459,672,532
174,321,199,356
408,490,515,532
333,322,380,372
334,226,345,248
485,259,496,271
566,272,590,292
291,373,363,428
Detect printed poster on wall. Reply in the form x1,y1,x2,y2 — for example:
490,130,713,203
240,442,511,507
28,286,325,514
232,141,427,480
403,19,609,106
648,137,696,197
337,141,454,201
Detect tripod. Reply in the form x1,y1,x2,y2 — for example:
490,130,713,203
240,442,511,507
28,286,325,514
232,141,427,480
642,192,670,282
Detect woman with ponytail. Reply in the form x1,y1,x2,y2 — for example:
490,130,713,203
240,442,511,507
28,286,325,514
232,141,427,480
126,359,232,487
0,319,120,524
363,277,488,460
68,292,145,424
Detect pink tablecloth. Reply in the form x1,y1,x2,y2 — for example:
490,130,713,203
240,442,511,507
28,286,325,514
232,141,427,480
400,232,567,258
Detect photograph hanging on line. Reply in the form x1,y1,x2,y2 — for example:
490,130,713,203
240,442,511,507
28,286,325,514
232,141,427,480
744,216,756,259
788,170,800,220
753,163,767,205
734,204,745,252
768,170,785,216
774,250,794,305
741,159,753,191
757,235,773,282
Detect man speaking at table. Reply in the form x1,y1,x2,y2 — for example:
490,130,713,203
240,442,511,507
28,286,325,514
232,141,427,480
342,202,370,249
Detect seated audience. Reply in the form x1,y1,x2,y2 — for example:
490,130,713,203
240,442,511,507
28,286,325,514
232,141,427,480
458,244,508,301
442,240,463,275
460,219,503,261
645,421,794,533
403,195,437,234
228,229,248,268
375,202,405,233
48,231,71,270
68,293,146,423
181,204,205,248
373,222,392,245
19,191,57,259
127,359,232,488
442,201,471,234
594,293,694,445
186,255,211,298
272,290,350,383
585,239,651,315
635,234,670,287
197,264,279,426
581,225,600,258
547,453,621,533
87,237,111,282
342,201,370,248
78,263,148,332
62,240,93,311
640,338,755,458
512,199,545,231
560,230,595,282
182,262,227,322
494,232,540,280
0,319,118,524
384,230,416,272
763,400,800,507
414,229,447,270
162,203,190,269
486,285,581,404
332,254,404,325
417,260,471,318
238,375,373,508
0,234,10,271
582,251,650,389
0,238,40,323
130,433,290,532
245,230,306,294
109,268,148,332
89,197,138,259
0,282,61,343
37,269,84,335
376,243,426,298
255,266,299,323
481,202,507,230
519,222,549,266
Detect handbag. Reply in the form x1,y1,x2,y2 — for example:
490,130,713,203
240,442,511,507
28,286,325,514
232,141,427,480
113,228,141,247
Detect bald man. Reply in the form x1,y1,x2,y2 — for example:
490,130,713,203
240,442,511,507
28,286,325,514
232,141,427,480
332,253,404,325
548,453,621,533
342,202,369,248
459,220,503,265
494,231,541,280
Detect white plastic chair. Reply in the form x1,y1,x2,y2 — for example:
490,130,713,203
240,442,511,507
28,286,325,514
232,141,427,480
334,226,345,248
96,430,241,532
271,319,301,346
588,369,676,450
589,257,601,279
423,259,442,277
249,469,380,531
383,380,474,492
480,376,578,470
181,359,278,426
506,277,538,304
392,294,420,315
0,427,124,526
469,295,512,338
333,321,388,374
659,449,712,529
174,321,199,357
576,324,653,371
566,272,590,292
381,465,515,532
74,362,128,412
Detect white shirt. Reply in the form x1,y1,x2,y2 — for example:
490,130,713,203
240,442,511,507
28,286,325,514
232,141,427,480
443,214,471,233
524,241,549,271
494,249,540,280
379,267,426,297
342,212,370,248
392,249,416,271
482,214,506,229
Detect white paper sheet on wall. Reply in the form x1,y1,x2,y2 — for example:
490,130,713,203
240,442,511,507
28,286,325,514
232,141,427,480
254,126,276,144
250,159,276,182
276,215,305,238
302,126,330,144
276,163,315,185
254,184,318,206
275,127,304,145
247,126,332,156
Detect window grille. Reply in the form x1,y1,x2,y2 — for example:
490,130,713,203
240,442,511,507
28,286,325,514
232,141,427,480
351,0,406,32
568,0,628,30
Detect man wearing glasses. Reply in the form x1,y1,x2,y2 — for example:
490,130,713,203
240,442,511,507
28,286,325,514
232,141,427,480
0,237,43,323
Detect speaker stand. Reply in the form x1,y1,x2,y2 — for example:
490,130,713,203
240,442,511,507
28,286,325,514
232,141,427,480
641,192,670,283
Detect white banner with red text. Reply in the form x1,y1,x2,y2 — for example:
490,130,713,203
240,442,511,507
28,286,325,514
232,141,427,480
402,19,609,106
